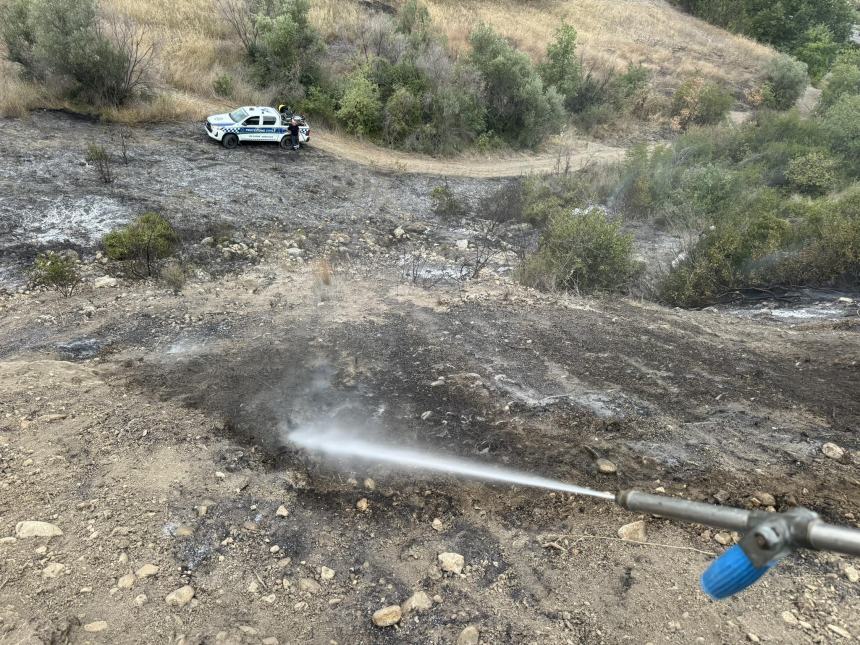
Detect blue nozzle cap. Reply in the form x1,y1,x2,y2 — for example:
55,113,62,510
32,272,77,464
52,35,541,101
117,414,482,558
701,544,776,600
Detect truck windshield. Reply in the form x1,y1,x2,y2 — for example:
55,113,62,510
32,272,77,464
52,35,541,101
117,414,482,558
229,108,248,123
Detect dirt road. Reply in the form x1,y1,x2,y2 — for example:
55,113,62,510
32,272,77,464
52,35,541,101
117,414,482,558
311,130,627,178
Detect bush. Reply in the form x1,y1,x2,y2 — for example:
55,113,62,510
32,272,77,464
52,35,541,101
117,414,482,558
821,94,860,171
86,144,113,184
761,54,808,110
538,24,582,110
430,184,469,220
31,251,81,296
793,25,842,81
253,0,324,93
670,77,733,130
469,24,564,147
213,74,234,97
518,208,639,294
820,60,860,110
160,262,186,293
336,68,381,136
787,151,839,195
383,86,421,145
1,0,152,106
479,181,524,224
103,213,179,277
299,85,338,125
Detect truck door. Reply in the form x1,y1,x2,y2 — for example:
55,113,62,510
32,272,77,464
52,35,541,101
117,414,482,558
240,116,261,141
261,115,279,142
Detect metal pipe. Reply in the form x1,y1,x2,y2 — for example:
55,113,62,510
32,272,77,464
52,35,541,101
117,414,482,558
806,522,860,557
617,490,860,559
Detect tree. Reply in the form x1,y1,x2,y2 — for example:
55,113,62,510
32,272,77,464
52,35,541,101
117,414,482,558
538,24,582,109
103,213,179,277
336,68,382,135
31,251,82,297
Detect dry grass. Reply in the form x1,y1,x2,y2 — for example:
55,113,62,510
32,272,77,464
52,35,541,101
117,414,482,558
1,0,775,123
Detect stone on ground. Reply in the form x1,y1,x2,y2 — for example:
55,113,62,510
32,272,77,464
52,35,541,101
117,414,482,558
372,605,402,627
457,625,480,645
618,520,647,543
165,585,195,607
438,552,465,574
15,521,63,538
401,591,433,614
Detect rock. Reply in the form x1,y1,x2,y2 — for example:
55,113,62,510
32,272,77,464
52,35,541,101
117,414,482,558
822,442,845,460
84,621,108,633
617,521,647,543
782,611,798,626
0,537,17,545
431,518,443,532
133,593,148,607
117,573,136,589
421,411,433,421
363,478,376,491
15,521,63,538
714,532,732,546
438,552,465,574
93,276,118,288
42,563,65,578
827,625,851,639
747,633,760,643
393,226,406,240
455,239,469,251
270,545,280,553
165,585,195,607
356,498,369,512
401,591,433,614
457,626,480,645
750,491,776,507
844,565,859,583
276,505,289,517
262,639,279,645
596,458,617,474
320,566,335,580
136,564,159,578
298,578,321,594
286,248,303,257
261,594,276,604
372,605,402,627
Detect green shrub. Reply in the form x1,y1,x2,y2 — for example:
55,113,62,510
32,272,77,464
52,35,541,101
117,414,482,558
793,25,842,81
253,0,324,93
538,23,582,110
31,251,81,297
820,61,860,110
518,208,639,294
761,54,808,110
213,73,234,97
299,85,338,125
786,151,839,195
383,86,421,145
670,77,733,130
469,24,564,147
821,94,860,171
430,184,469,220
1,0,152,106
336,68,381,136
521,173,588,227
103,213,179,277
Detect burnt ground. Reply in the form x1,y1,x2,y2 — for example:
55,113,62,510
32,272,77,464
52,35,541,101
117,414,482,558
1,113,859,644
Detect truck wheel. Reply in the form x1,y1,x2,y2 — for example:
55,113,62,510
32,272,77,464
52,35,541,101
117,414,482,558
279,136,290,150
222,134,238,149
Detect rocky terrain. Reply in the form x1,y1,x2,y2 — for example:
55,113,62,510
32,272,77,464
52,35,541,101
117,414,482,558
1,113,859,644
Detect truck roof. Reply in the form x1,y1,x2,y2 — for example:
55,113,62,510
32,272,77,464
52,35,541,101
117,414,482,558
240,106,279,116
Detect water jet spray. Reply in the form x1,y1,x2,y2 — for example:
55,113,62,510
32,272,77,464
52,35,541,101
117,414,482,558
289,427,860,599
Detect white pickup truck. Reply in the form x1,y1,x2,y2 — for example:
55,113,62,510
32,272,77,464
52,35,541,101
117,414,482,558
205,105,310,149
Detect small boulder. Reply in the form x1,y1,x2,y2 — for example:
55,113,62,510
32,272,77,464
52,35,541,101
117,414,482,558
15,521,63,539
356,498,369,512
431,518,443,532
457,626,480,645
438,552,465,574
596,459,617,474
372,605,402,627
276,505,289,517
320,566,335,581
83,621,108,633
401,591,433,614
117,573,135,589
135,564,159,578
844,565,859,583
822,443,845,460
165,585,195,607
42,563,66,578
750,491,776,507
93,276,118,288
298,578,321,594
617,520,647,543
133,594,148,607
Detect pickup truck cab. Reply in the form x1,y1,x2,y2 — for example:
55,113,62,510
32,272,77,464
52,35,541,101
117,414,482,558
205,106,310,149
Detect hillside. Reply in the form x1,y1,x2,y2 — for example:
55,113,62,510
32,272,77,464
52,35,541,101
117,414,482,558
2,0,775,129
